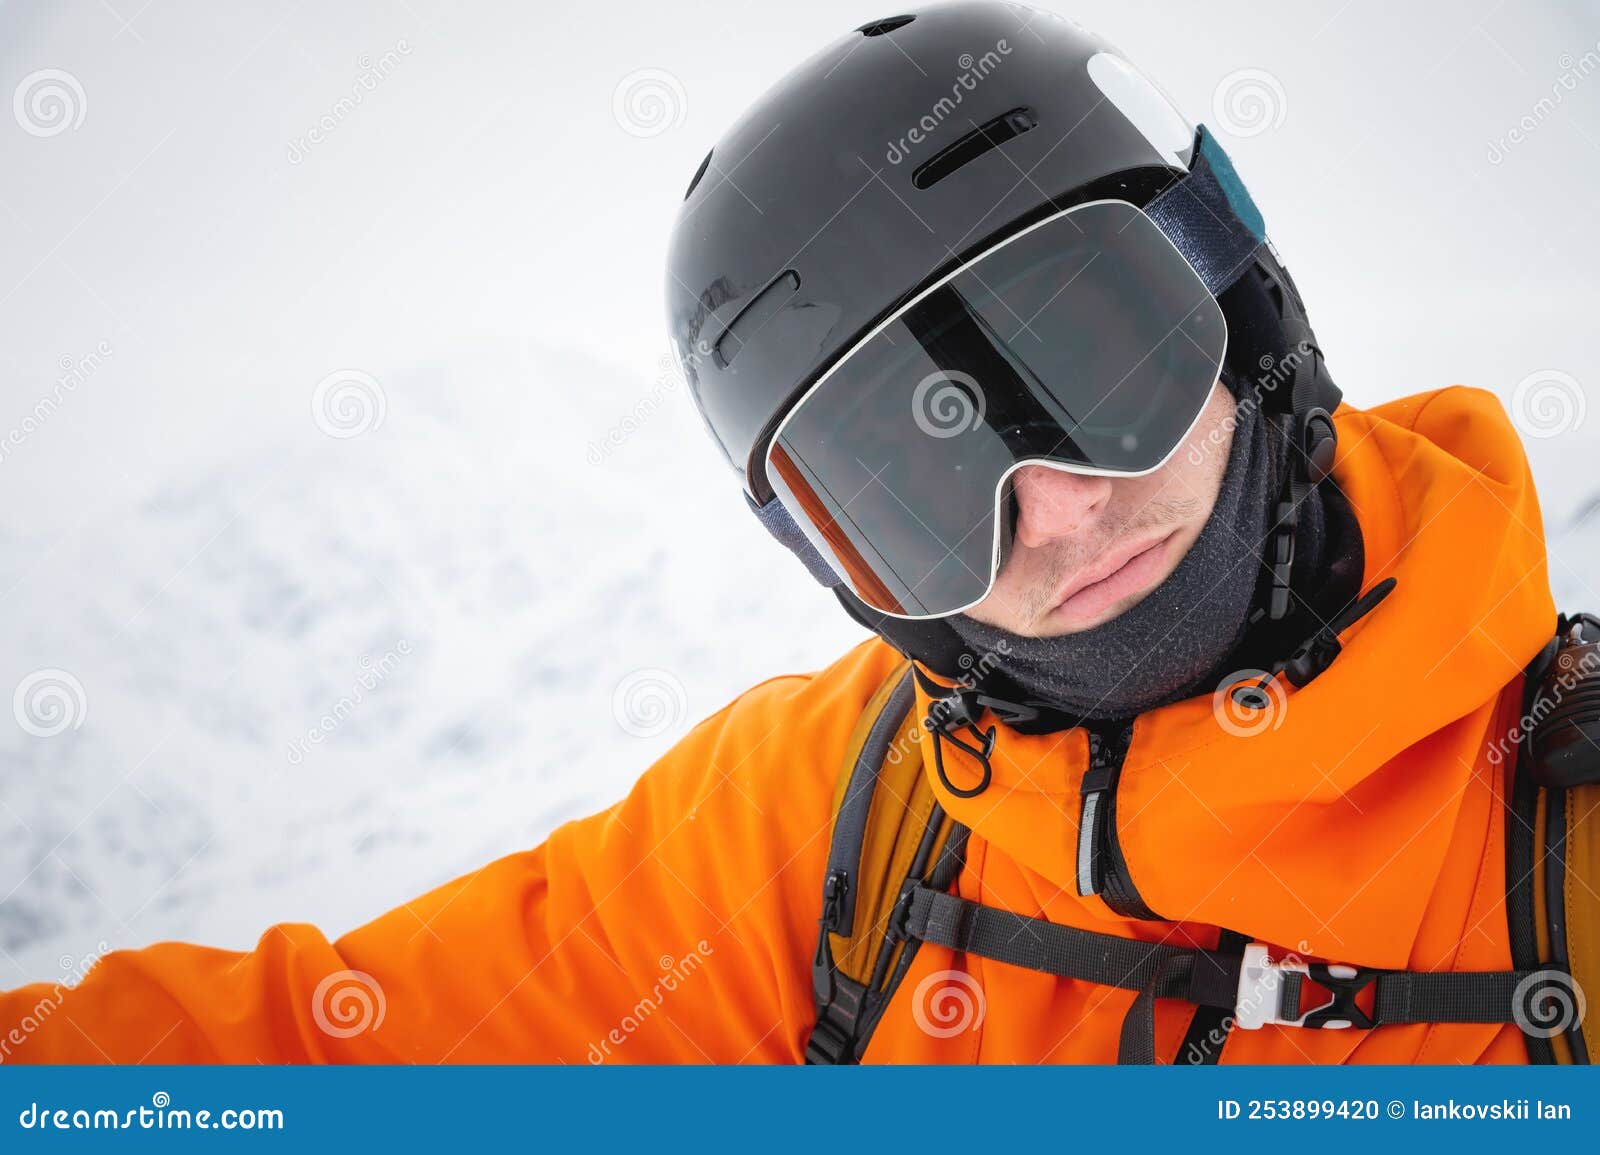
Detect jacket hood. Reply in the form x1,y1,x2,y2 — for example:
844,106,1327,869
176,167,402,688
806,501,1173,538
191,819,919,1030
914,386,1557,968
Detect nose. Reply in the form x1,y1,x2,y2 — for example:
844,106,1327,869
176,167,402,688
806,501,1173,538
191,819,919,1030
1010,464,1113,548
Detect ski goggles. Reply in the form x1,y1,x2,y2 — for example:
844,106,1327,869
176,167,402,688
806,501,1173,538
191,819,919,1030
762,197,1230,619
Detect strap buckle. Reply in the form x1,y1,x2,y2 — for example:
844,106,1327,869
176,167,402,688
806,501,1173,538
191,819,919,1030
885,881,918,944
1234,943,1377,1030
803,1013,855,1065
1264,499,1298,621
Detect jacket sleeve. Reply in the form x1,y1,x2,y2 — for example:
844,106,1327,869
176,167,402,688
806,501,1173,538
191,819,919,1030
0,650,885,1064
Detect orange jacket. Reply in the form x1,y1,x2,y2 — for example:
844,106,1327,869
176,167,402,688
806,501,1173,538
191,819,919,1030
0,386,1555,1064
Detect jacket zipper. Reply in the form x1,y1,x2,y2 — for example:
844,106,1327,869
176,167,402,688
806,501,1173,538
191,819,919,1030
1075,720,1159,920
815,869,848,968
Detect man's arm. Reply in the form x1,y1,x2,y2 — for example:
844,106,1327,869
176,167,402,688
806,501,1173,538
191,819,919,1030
0,645,891,1064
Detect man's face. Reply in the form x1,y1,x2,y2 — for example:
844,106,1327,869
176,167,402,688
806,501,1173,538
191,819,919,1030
964,382,1239,637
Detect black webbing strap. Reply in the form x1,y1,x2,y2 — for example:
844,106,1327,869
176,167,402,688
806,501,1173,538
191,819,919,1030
1372,971,1535,1025
903,885,1247,1063
902,885,1549,1063
805,976,866,1065
1178,929,1251,1065
904,884,1215,995
1119,953,1198,1065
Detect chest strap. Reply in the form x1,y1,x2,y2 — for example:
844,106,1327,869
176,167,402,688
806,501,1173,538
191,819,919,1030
899,884,1546,1063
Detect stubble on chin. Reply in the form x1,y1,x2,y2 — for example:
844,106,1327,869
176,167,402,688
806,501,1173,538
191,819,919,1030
985,494,1203,632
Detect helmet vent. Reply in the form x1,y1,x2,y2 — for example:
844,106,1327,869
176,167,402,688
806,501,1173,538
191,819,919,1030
912,107,1036,190
714,269,801,368
857,15,914,36
685,149,713,200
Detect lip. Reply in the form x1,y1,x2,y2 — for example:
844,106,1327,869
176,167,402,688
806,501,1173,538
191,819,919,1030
1046,530,1179,626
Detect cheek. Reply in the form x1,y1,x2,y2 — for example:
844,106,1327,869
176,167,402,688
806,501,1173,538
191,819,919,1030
1120,464,1192,509
1127,443,1228,525
1202,424,1237,495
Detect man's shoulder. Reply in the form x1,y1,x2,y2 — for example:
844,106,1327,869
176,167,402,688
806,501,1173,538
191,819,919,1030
586,637,905,883
1339,384,1518,446
688,636,907,765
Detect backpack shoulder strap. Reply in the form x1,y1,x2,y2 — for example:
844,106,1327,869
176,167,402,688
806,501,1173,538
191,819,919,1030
1507,612,1600,1064
806,662,966,1064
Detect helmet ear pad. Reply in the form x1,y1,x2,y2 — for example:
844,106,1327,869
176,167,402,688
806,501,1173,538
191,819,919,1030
1214,249,1341,421
1216,264,1291,405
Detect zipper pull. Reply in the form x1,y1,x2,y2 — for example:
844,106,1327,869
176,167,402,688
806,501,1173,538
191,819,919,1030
1076,790,1105,898
1075,723,1130,898
815,869,849,967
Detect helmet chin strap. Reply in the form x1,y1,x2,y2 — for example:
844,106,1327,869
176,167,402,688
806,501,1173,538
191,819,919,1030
1248,253,1341,624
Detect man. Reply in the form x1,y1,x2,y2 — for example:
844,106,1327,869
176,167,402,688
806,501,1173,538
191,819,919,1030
2,3,1590,1065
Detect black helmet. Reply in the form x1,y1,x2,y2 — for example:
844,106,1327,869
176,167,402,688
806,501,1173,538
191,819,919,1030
665,2,1341,717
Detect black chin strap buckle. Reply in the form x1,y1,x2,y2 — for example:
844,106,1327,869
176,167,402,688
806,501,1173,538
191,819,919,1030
1265,498,1300,622
1262,404,1338,625
924,687,979,732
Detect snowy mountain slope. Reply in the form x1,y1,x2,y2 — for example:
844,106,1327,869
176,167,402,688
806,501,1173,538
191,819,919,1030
0,345,866,982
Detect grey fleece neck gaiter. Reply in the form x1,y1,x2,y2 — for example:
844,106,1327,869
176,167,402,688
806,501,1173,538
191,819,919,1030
948,401,1310,720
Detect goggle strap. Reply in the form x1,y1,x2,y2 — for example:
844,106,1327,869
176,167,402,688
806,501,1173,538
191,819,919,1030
748,491,844,588
1143,124,1267,297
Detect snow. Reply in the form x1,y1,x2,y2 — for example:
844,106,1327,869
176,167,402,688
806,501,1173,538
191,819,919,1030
0,341,867,980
